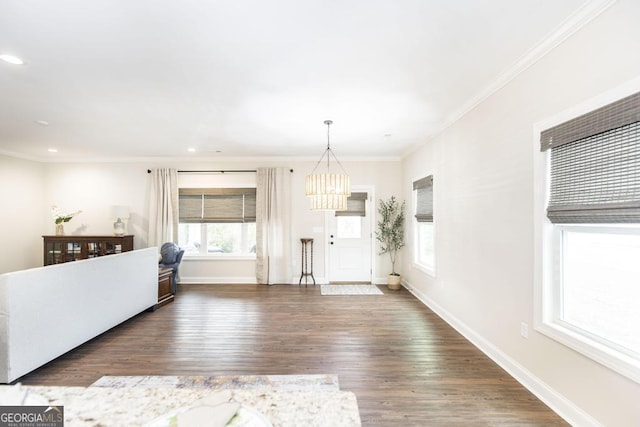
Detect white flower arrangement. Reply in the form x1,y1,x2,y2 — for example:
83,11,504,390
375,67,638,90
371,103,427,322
51,205,82,224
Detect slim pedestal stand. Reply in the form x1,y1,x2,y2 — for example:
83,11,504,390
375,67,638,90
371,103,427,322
299,238,316,286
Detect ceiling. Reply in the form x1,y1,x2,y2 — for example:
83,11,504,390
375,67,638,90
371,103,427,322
0,0,594,162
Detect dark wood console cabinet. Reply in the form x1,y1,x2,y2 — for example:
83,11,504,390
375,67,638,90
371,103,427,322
43,235,134,265
157,267,175,308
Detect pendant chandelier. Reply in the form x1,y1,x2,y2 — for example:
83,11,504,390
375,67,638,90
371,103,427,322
305,120,351,210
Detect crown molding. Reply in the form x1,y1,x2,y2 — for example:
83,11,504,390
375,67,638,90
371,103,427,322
402,0,617,159
1,152,403,164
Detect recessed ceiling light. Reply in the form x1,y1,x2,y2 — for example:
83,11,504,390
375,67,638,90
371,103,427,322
0,54,24,65
187,148,196,153
35,120,49,126
48,148,58,153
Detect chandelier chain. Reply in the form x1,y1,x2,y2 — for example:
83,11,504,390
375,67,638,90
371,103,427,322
310,120,347,175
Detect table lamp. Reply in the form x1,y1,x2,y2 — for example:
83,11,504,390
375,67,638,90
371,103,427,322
111,205,130,236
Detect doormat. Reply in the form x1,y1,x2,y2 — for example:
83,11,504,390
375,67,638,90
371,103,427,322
320,285,383,295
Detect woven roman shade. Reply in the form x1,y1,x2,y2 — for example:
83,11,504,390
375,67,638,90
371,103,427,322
335,192,367,217
413,175,433,222
541,92,640,224
540,92,640,151
178,194,203,223
179,188,256,223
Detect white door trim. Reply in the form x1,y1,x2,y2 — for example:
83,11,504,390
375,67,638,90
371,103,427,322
324,185,376,284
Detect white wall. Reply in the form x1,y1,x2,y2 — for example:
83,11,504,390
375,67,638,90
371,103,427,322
43,163,150,246
165,159,402,284
9,3,636,421
401,1,640,425
0,155,45,273
24,159,402,283
291,160,404,283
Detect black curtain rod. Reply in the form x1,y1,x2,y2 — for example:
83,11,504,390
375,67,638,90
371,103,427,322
178,169,256,173
147,169,293,173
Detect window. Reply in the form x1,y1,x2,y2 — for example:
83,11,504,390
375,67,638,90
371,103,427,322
335,192,367,239
413,176,434,273
538,90,640,381
178,188,256,256
560,226,640,356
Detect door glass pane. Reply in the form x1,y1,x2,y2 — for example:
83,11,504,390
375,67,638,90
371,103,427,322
336,217,361,239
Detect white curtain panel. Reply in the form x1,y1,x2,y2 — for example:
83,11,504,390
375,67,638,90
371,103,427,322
148,168,179,248
256,167,293,284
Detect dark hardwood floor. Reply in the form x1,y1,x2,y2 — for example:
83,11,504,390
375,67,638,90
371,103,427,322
20,284,568,426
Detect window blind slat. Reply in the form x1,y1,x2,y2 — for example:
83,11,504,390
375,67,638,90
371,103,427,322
244,193,257,222
335,192,367,217
178,195,202,222
541,91,640,151
179,188,256,223
547,121,640,223
414,176,433,222
413,176,432,190
203,194,244,222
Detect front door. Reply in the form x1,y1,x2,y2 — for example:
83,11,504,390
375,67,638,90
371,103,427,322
327,190,373,283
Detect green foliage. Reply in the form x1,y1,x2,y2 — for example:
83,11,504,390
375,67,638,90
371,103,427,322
375,196,405,275
207,223,238,253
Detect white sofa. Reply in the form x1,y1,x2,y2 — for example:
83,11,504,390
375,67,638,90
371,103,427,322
0,247,158,383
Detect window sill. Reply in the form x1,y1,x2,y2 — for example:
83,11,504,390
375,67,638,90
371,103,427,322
413,262,436,278
536,319,640,384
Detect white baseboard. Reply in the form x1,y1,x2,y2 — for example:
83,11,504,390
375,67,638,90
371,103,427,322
402,278,602,427
179,276,309,285
179,276,258,284
295,275,323,285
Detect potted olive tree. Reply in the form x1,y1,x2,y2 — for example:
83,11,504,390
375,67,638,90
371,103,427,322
375,196,406,290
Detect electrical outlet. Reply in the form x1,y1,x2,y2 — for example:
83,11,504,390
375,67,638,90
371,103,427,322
520,322,529,339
